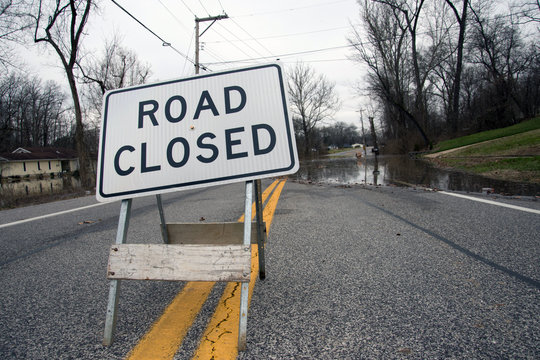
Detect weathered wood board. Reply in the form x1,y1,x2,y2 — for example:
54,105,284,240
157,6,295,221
107,244,251,282
166,222,266,245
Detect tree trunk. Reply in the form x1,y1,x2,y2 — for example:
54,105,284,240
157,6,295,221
33,0,93,189
447,0,469,134
368,117,379,150
302,117,310,156
66,67,92,188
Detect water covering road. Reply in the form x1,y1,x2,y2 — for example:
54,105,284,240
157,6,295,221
292,150,540,196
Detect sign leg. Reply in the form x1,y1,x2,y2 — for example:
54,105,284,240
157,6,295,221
156,195,169,244
103,199,132,346
238,181,252,351
254,180,266,280
103,278,121,346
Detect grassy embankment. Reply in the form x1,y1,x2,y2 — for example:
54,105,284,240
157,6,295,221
426,117,540,183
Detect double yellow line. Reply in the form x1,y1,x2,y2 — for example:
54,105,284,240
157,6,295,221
126,179,287,360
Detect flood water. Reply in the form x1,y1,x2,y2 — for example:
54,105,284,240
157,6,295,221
1,154,538,200
292,152,540,197
0,176,81,199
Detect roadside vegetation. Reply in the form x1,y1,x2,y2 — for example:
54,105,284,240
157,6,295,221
426,117,540,183
433,117,540,152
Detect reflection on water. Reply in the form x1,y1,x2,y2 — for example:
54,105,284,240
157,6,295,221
292,155,540,196
0,176,81,197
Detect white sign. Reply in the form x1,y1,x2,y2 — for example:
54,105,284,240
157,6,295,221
96,64,298,202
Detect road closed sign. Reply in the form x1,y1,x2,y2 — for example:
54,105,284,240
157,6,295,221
96,63,298,202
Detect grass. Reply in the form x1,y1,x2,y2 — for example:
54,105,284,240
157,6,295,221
452,129,540,157
428,117,540,184
444,156,540,172
442,156,540,183
434,117,540,152
471,157,540,172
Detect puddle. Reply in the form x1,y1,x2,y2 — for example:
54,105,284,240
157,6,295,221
291,153,540,196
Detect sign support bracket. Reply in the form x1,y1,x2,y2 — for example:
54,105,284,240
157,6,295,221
254,179,265,279
102,182,262,350
238,181,252,350
103,199,132,346
156,195,169,244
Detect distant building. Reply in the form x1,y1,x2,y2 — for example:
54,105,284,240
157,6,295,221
0,147,80,178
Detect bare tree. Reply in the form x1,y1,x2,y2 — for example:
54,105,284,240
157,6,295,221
350,0,431,150
351,0,538,146
287,62,340,156
374,0,429,130
512,0,540,24
0,0,33,69
469,3,535,126
320,122,361,148
33,0,93,188
79,34,151,120
444,0,469,134
0,73,23,150
31,80,66,146
0,73,67,151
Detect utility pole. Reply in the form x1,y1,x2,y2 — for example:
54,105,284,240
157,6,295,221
195,14,228,74
357,109,367,157
368,116,379,154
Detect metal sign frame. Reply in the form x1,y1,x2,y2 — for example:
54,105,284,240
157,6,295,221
103,181,266,351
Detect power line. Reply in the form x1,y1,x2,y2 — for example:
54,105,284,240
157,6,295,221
178,0,196,17
197,4,274,66
110,0,195,65
182,27,195,75
231,0,352,18
197,0,211,16
205,25,351,44
216,0,225,13
215,22,268,59
229,17,274,57
204,14,513,67
112,1,532,74
203,46,228,64
157,0,190,33
205,43,355,65
281,58,350,63
205,23,260,63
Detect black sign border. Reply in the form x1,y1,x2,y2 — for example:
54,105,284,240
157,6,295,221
98,64,296,199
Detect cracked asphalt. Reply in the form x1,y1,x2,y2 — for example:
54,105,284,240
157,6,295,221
1,179,539,359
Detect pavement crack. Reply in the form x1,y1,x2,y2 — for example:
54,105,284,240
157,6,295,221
200,282,240,357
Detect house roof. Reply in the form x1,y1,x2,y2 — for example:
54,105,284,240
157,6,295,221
0,147,78,161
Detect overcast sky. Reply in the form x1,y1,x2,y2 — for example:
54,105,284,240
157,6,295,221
23,0,369,127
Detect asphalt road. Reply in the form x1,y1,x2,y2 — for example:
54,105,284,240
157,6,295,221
1,179,539,359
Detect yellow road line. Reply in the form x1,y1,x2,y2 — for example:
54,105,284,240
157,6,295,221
260,180,286,232
125,180,283,360
126,282,214,360
237,179,279,223
192,179,287,360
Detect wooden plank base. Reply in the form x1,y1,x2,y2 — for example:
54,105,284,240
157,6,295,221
107,244,251,282
166,222,266,245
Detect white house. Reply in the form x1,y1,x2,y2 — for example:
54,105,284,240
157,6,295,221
0,147,79,178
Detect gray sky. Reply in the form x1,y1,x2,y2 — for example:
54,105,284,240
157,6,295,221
23,0,369,126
